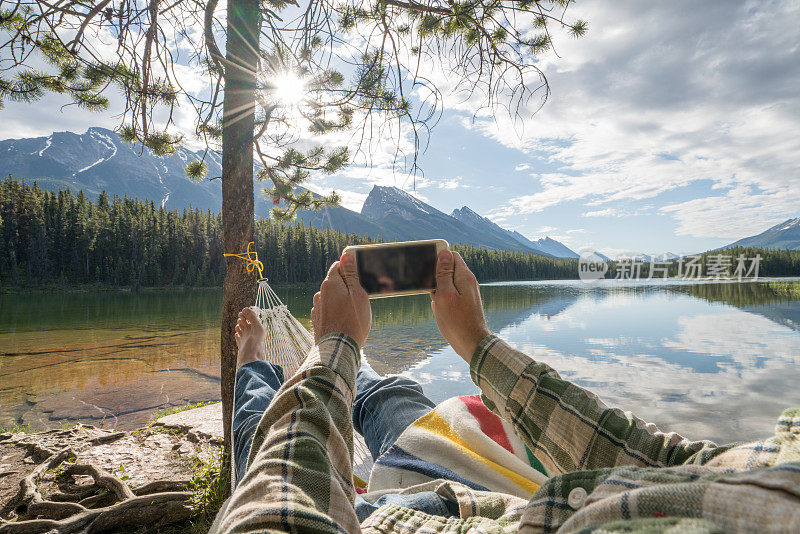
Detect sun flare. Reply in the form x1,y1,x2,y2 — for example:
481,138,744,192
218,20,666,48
272,73,307,107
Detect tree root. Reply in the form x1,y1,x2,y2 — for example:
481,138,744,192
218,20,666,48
0,446,194,533
87,432,125,446
0,447,74,519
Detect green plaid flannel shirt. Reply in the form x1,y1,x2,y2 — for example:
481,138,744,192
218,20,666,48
216,333,800,533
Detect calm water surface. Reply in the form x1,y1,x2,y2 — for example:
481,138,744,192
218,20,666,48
1,279,798,443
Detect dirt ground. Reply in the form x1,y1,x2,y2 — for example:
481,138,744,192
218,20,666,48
0,403,224,531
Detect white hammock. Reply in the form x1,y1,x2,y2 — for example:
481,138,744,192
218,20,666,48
252,280,314,377
231,278,374,487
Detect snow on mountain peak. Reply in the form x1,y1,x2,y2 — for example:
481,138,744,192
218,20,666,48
451,206,486,223
361,185,437,219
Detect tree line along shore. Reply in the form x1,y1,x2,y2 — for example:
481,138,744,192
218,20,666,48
1,176,799,290
0,177,578,289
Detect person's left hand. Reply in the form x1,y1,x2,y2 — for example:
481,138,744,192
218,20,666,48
311,253,372,347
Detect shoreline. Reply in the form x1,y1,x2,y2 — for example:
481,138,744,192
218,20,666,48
5,276,800,295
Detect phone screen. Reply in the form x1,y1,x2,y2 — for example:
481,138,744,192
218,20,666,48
356,243,438,295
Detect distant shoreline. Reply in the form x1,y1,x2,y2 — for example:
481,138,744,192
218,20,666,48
0,283,322,295
5,277,800,295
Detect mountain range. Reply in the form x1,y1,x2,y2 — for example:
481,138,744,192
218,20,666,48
0,127,225,212
723,218,800,250
0,127,578,257
5,127,795,259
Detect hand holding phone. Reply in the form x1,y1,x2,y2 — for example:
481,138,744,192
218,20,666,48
311,254,372,347
430,250,491,363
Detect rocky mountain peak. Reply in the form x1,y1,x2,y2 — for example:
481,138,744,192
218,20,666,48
451,206,484,223
770,217,800,232
1,128,585,258
724,215,800,250
360,185,438,220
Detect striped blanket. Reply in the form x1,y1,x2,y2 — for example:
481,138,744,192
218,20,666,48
367,394,550,499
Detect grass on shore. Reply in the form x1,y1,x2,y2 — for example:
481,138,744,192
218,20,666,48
768,281,800,299
0,422,30,434
0,283,224,295
152,401,219,421
136,451,228,534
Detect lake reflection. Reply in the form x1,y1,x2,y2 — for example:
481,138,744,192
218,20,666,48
1,280,799,443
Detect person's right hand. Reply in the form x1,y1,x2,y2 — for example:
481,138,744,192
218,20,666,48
311,252,372,348
430,250,491,363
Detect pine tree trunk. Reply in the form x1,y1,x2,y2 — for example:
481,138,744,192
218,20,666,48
220,0,260,484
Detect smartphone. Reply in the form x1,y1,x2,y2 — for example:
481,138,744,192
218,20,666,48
342,239,449,298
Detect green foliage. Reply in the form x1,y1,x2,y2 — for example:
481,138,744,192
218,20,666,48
189,450,228,519
146,451,229,534
0,28,121,113
135,425,185,437
336,0,587,75
143,131,181,156
657,247,800,279
528,34,551,54
769,281,800,299
673,281,799,308
10,176,797,290
0,0,589,235
453,244,576,282
0,422,30,434
113,463,130,482
570,20,589,38
0,177,583,288
185,161,209,182
119,125,138,143
0,9,26,30
259,144,349,221
153,401,217,421
116,125,182,155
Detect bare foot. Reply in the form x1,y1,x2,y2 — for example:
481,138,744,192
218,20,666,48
235,307,266,368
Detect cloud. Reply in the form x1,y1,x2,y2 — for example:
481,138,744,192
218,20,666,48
582,208,629,218
499,308,800,442
485,205,517,225
438,177,468,189
2,0,798,249
315,188,367,212
443,0,800,239
659,184,799,238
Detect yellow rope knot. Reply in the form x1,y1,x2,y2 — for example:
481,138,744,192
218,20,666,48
224,241,265,280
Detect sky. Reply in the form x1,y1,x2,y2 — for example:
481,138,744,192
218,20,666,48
2,0,799,258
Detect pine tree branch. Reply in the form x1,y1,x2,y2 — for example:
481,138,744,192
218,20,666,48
66,0,112,53
383,0,452,16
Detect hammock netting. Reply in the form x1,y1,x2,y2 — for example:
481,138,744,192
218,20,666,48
231,280,374,486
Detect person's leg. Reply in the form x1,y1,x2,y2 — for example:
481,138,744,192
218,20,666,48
232,308,284,484
232,361,284,484
353,360,436,460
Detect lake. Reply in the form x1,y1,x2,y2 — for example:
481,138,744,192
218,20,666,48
1,279,799,444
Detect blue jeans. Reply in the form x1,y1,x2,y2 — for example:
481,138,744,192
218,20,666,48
233,360,454,521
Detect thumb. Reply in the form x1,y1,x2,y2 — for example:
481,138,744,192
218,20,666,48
340,252,361,293
435,250,456,294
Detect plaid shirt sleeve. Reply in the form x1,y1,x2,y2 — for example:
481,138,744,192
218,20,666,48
469,334,717,476
216,333,362,534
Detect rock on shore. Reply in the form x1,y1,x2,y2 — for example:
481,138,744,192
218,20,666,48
0,403,224,528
